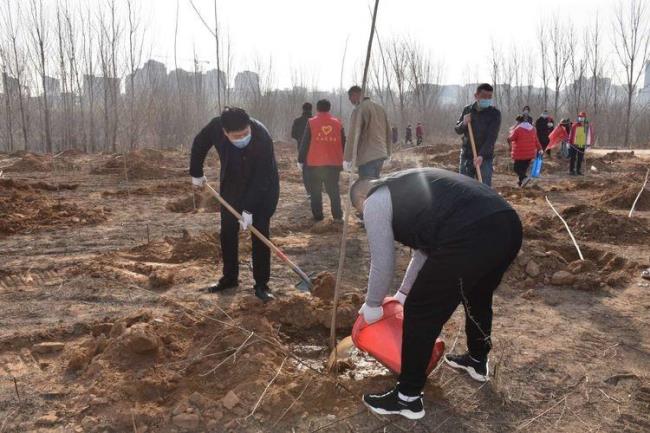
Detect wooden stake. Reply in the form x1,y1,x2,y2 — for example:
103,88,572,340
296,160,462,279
545,196,584,261
467,121,483,183
329,0,381,352
628,168,649,218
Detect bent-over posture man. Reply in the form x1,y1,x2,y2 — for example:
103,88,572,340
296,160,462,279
190,107,279,303
353,168,522,419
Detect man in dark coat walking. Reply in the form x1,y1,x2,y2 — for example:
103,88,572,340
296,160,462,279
291,102,313,197
190,107,279,302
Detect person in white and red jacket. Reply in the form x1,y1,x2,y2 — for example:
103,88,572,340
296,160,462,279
508,115,543,187
298,99,346,221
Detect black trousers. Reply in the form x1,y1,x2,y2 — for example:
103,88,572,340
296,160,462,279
397,211,523,396
302,165,311,195
306,166,342,220
513,159,531,184
569,146,584,173
220,206,272,287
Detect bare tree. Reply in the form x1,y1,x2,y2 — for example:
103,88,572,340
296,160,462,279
586,14,604,116
28,0,53,153
568,28,587,117
537,22,550,110
126,0,144,150
613,0,650,148
489,39,502,106
0,45,15,152
3,0,30,150
63,3,85,150
386,38,409,128
549,16,572,117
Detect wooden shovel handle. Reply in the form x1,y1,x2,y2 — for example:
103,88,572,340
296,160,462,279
204,183,311,286
467,121,483,184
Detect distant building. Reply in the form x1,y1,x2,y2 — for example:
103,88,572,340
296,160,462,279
43,76,61,97
234,71,260,96
205,68,226,100
83,74,120,98
125,59,167,96
1,73,30,97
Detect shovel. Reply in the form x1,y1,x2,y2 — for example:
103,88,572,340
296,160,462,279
204,183,313,291
467,120,483,184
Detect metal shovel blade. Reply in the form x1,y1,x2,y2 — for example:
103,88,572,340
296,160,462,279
295,277,313,292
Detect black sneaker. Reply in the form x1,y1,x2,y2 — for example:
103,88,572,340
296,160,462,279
569,170,577,176
444,352,489,382
207,278,238,293
520,177,531,188
577,171,584,176
254,285,275,303
362,387,424,420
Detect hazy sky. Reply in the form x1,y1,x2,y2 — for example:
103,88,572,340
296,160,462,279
124,0,620,88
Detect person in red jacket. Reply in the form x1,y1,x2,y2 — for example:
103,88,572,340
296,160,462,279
415,122,424,146
508,115,542,187
298,99,346,221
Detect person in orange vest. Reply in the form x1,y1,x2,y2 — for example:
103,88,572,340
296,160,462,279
508,115,543,187
298,99,346,221
568,111,593,176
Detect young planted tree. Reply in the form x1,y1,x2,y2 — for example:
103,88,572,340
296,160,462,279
613,0,650,148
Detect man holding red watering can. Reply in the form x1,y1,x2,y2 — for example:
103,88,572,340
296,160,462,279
350,168,522,419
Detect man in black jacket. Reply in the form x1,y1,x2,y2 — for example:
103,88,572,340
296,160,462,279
190,107,279,303
455,83,501,186
352,168,522,419
291,102,313,197
535,109,555,155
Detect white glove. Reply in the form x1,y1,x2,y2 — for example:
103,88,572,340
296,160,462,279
191,176,207,187
239,211,253,230
297,162,303,171
343,161,353,172
393,291,407,305
359,303,383,324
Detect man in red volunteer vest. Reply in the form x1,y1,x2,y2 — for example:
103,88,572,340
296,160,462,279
298,99,346,221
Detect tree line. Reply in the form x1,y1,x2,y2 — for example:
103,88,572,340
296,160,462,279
1,0,649,154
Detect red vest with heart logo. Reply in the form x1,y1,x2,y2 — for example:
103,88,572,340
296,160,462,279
306,112,344,167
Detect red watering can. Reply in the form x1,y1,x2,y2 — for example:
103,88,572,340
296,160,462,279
351,298,445,375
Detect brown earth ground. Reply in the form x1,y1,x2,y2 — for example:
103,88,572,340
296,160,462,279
0,143,649,433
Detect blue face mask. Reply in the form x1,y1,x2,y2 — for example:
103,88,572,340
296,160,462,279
230,134,252,149
478,99,493,109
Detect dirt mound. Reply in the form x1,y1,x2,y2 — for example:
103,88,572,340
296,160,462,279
599,151,636,162
102,182,189,197
497,184,546,201
126,229,221,263
561,204,650,244
166,192,221,213
3,153,51,172
427,149,460,168
60,148,86,157
0,180,108,236
0,178,78,192
310,271,336,300
54,291,362,432
509,240,637,291
91,152,177,179
599,184,650,212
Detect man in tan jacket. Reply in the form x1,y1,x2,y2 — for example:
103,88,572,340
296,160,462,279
344,86,392,179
